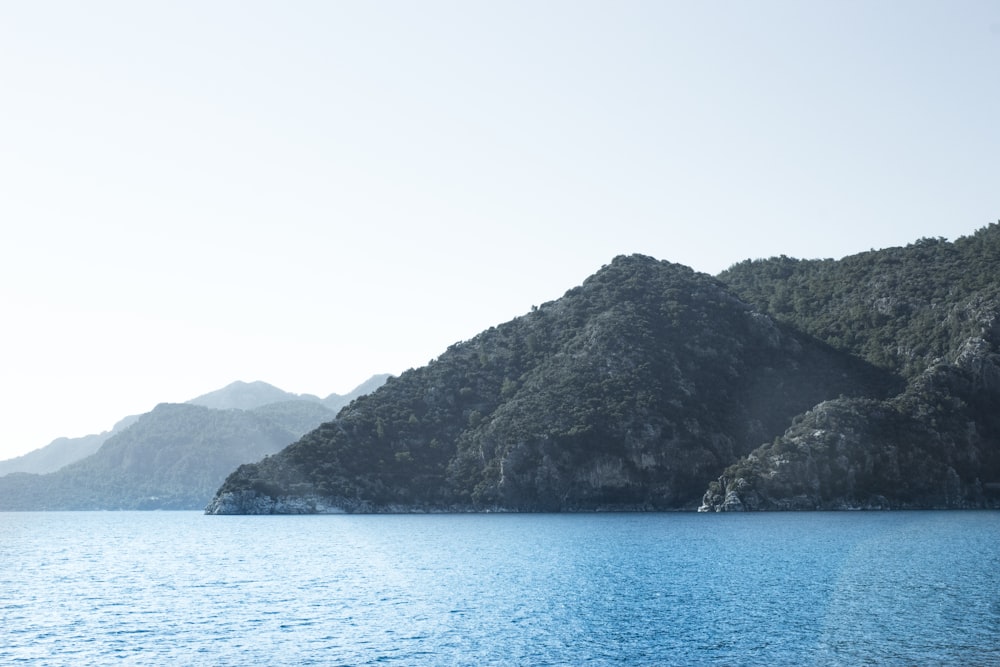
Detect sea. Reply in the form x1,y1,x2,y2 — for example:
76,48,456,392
1,511,998,666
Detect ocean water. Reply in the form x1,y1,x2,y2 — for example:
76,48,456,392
1,511,998,666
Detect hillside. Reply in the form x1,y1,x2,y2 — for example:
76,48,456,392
700,223,1000,510
209,226,1000,515
714,227,1000,379
0,376,388,510
207,254,898,514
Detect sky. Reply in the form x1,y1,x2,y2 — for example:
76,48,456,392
1,1,998,460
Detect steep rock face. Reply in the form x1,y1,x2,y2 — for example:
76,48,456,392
208,255,893,514
205,490,338,515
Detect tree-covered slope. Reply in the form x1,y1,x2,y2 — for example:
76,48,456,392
717,224,1000,378
701,223,1000,510
208,255,894,514
327,373,393,412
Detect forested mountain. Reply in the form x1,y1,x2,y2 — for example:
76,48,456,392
715,228,1000,379
209,224,1000,514
0,377,388,510
336,374,395,410
701,224,1000,510
207,254,902,514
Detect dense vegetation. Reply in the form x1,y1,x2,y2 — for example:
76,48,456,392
12,224,999,513
718,227,1000,378
702,223,1000,510
209,254,902,513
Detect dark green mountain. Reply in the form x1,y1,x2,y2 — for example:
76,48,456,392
700,224,1000,510
0,377,388,510
207,255,900,514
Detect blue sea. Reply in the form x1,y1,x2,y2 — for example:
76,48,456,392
1,511,998,666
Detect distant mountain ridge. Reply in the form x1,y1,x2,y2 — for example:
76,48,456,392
0,376,391,478
187,380,320,410
0,415,140,477
207,224,1000,515
0,375,389,509
189,377,392,413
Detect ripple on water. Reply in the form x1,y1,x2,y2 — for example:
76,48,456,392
0,511,998,666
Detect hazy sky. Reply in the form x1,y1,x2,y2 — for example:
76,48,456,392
1,1,997,460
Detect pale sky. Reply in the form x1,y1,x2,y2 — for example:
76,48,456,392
1,1,997,460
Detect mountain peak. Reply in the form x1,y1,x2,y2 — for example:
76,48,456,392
187,381,320,411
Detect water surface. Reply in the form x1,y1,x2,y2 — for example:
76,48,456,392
2,511,998,665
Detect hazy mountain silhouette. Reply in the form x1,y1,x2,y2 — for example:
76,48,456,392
0,375,388,509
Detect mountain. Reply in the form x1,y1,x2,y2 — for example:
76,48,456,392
699,224,1000,510
188,376,392,413
209,225,1000,515
0,415,140,477
0,376,393,480
334,374,394,410
0,376,388,510
206,254,901,514
188,380,320,410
